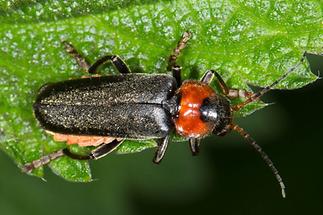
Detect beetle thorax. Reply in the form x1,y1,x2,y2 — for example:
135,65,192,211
173,80,231,138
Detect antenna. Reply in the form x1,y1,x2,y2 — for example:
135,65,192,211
232,53,307,112
231,124,286,198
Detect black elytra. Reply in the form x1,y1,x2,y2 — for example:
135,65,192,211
33,74,177,139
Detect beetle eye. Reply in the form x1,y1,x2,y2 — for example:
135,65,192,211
201,95,232,135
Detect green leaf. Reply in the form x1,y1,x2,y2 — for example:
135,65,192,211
0,0,321,181
117,140,157,154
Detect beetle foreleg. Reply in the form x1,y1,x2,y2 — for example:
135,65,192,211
88,55,130,74
189,138,200,156
62,40,91,72
202,70,252,99
153,136,170,164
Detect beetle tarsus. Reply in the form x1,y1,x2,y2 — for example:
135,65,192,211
168,31,192,85
22,149,65,173
22,163,35,173
62,40,91,71
168,31,192,69
153,136,170,164
204,70,252,99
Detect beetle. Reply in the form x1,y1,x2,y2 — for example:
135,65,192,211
23,31,307,198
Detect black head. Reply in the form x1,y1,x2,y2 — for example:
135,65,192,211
199,95,232,135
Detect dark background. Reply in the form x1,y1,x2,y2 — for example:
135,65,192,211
0,54,322,215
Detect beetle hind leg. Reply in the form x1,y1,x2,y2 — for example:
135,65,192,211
22,140,123,173
88,55,130,74
90,139,123,159
62,41,130,75
63,139,123,160
22,150,65,173
62,41,91,72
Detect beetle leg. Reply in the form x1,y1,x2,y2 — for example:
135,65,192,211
189,138,200,156
62,41,130,75
62,40,91,72
168,31,192,85
90,139,123,159
202,70,252,99
226,89,253,99
62,148,93,160
63,139,123,160
168,31,192,69
172,65,182,86
153,136,170,164
88,55,130,74
22,139,123,173
201,70,216,85
22,150,65,173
